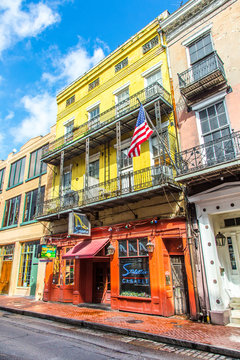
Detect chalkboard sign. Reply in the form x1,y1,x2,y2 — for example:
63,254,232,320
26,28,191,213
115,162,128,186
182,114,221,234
119,257,150,297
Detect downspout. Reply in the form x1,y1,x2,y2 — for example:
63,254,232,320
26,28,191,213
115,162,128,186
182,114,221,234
159,25,201,319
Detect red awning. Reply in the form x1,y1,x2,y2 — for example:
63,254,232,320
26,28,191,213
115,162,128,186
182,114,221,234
62,238,110,259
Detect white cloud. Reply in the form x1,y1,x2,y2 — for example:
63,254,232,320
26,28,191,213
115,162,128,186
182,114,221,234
0,0,60,56
42,43,106,85
10,93,57,143
5,111,14,121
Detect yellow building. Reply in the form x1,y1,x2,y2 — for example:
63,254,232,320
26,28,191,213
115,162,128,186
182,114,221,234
36,13,198,319
0,127,55,299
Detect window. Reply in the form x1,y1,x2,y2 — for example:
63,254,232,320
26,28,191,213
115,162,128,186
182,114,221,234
188,34,214,81
66,95,75,107
89,159,99,180
115,88,130,116
88,78,99,91
227,237,237,271
151,132,169,166
88,106,100,129
115,58,128,73
23,186,45,223
189,34,213,64
2,195,21,228
142,35,159,54
0,168,5,192
18,241,39,287
8,157,26,188
120,147,132,169
64,121,74,143
28,145,48,179
52,248,60,284
145,69,162,98
119,238,150,298
65,248,74,285
0,244,14,261
224,217,240,227
198,101,233,163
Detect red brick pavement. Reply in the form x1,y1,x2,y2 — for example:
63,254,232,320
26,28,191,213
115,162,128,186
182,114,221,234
0,296,240,353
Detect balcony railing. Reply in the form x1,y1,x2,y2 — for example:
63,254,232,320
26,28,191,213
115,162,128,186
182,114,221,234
178,52,226,101
42,83,172,161
176,131,240,177
36,164,176,219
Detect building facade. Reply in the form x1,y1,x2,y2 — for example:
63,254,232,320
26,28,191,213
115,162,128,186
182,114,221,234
0,128,54,300
36,14,198,319
160,0,240,324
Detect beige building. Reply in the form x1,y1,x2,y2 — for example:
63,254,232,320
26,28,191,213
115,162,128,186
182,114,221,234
0,126,55,300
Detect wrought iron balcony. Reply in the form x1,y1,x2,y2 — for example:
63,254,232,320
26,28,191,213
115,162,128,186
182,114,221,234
36,164,180,221
42,83,172,165
178,52,227,102
176,131,240,182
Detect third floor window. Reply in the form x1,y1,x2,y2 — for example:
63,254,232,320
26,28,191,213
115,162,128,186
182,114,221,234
28,145,48,179
8,157,26,188
0,168,5,192
189,34,213,65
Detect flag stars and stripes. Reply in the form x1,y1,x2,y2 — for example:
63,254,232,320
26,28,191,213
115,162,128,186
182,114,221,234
128,104,153,158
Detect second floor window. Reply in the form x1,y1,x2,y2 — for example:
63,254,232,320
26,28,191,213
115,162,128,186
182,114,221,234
64,121,74,143
23,187,45,223
2,195,21,228
88,106,100,129
89,159,99,180
8,157,26,188
0,168,5,192
120,148,132,170
189,34,213,65
28,145,48,179
116,88,130,116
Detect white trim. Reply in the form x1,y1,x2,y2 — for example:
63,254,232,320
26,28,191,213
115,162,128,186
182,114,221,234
114,138,131,149
89,152,100,163
192,90,227,111
63,117,74,126
86,100,101,112
112,81,130,95
141,61,163,78
182,24,213,46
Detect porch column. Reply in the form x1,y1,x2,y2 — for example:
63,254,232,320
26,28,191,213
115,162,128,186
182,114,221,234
59,150,64,199
85,138,90,201
116,121,121,191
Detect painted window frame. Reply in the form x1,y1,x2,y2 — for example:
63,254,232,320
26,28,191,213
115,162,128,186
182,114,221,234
87,101,100,129
17,241,39,288
27,145,48,180
0,168,5,192
22,186,45,224
7,157,26,189
2,195,21,228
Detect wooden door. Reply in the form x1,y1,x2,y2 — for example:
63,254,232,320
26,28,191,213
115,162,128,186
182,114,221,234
170,256,189,315
93,262,110,304
0,261,12,294
30,250,39,296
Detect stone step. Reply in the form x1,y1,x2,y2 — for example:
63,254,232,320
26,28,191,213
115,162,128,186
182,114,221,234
230,297,240,303
230,310,240,324
230,303,240,310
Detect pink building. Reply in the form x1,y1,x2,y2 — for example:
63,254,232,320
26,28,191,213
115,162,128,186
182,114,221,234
160,0,240,325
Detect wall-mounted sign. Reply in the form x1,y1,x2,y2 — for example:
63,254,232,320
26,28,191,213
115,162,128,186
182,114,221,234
68,211,91,236
37,244,57,259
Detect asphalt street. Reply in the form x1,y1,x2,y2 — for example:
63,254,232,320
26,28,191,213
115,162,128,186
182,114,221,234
0,311,231,360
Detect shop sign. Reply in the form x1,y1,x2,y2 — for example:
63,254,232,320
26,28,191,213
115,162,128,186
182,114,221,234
37,244,57,259
68,211,91,236
119,257,151,297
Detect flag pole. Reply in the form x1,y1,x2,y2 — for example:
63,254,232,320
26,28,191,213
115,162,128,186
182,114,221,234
136,98,178,173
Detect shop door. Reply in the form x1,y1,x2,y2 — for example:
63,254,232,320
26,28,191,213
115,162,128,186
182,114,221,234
0,261,12,294
170,256,189,315
93,262,110,304
30,250,39,296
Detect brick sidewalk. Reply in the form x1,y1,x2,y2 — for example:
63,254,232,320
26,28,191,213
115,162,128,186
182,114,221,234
0,296,240,358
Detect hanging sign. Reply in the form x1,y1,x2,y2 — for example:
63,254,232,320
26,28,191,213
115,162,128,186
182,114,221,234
68,211,91,236
37,244,57,259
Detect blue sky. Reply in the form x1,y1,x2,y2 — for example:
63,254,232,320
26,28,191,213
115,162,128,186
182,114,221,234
0,0,186,159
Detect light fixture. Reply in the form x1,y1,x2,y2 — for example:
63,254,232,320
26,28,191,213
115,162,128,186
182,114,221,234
107,244,115,256
215,232,226,247
146,241,155,253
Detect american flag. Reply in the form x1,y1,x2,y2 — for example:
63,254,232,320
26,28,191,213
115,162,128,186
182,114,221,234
128,105,153,157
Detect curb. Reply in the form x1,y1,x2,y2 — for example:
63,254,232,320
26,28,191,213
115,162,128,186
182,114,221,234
0,305,240,359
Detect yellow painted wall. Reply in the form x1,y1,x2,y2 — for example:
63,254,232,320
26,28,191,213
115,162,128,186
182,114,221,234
50,18,177,198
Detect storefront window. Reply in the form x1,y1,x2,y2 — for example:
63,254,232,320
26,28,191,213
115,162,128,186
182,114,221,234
18,241,38,287
64,248,74,285
119,238,150,298
52,248,60,284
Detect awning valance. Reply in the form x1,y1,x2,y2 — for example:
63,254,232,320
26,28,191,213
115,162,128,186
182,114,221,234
62,238,110,259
